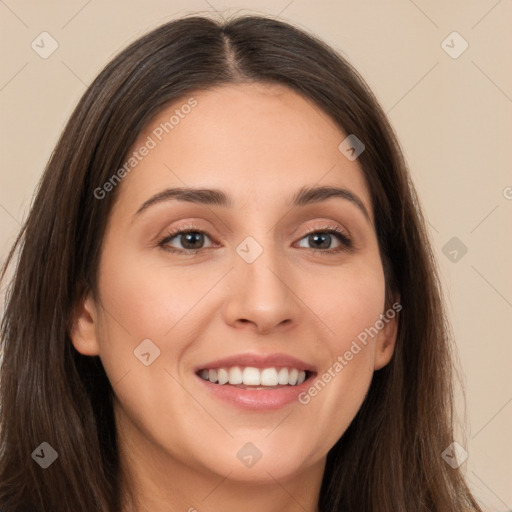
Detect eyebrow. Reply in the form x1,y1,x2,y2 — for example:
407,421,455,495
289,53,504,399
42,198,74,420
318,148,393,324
133,185,371,222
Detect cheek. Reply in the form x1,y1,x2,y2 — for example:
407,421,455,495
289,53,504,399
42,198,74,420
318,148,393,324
97,246,212,335
94,246,227,383
93,251,214,452
294,258,386,450
303,254,386,351
324,258,386,379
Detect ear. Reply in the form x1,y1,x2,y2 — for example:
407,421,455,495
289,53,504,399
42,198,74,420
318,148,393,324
373,301,401,371
69,290,101,356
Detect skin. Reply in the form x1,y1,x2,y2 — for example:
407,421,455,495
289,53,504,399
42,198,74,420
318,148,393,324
71,82,398,512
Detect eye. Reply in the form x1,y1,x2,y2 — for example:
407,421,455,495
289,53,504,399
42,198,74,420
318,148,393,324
296,225,352,254
157,223,352,255
158,225,215,254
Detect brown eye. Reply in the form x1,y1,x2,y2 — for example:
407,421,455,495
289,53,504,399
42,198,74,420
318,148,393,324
158,227,215,254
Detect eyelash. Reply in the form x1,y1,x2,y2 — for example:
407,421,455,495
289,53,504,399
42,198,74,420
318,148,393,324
157,223,353,256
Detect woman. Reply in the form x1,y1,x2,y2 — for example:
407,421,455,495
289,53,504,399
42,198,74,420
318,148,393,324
0,13,484,512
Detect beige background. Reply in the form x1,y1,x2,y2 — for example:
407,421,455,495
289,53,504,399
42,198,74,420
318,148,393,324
1,1,511,510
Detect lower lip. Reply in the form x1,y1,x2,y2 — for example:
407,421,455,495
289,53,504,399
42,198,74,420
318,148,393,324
196,374,315,410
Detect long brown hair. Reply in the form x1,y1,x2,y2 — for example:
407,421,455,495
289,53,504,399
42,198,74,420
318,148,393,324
0,13,483,512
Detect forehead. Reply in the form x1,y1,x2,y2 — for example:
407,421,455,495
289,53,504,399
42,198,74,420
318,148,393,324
114,82,373,220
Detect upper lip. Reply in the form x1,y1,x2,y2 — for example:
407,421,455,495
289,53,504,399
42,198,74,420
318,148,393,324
195,352,317,373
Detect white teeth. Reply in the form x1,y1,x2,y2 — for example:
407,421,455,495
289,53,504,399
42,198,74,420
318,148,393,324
260,368,279,386
228,366,243,385
278,367,289,385
208,369,217,383
242,367,261,385
217,368,229,385
199,366,309,386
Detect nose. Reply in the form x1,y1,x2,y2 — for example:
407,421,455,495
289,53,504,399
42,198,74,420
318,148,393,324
223,240,300,335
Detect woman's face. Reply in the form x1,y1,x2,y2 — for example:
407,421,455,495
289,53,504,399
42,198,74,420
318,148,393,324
72,82,397,486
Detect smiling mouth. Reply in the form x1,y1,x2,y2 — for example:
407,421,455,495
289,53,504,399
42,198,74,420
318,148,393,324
196,366,315,389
